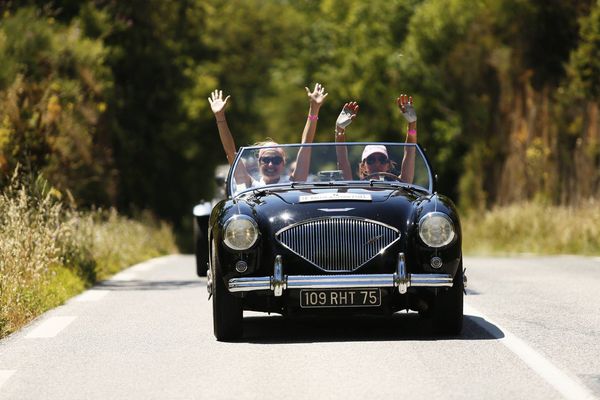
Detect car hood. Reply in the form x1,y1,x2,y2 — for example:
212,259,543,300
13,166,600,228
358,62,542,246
234,186,426,232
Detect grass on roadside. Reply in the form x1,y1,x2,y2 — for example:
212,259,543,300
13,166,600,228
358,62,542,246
462,201,600,256
0,181,178,339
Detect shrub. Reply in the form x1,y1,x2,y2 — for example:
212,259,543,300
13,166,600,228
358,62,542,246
462,201,600,255
0,176,177,338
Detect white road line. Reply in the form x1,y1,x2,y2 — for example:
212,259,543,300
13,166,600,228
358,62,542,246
129,254,178,272
130,262,156,272
74,289,109,302
130,256,170,271
111,272,137,281
0,370,16,389
109,254,176,278
465,304,597,400
25,316,77,339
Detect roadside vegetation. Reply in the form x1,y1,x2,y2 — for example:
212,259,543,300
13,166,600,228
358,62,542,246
0,176,178,338
3,2,600,229
463,202,600,256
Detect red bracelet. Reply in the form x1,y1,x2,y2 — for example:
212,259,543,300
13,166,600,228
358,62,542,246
308,114,318,121
408,129,417,135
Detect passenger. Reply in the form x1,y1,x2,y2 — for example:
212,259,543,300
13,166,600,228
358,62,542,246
208,84,328,188
245,139,288,187
334,94,417,183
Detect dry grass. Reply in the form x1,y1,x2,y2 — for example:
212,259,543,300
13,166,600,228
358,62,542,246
462,201,600,256
0,181,178,338
0,185,65,336
86,209,178,280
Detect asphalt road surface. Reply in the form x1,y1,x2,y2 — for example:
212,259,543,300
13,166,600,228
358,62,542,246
1,254,599,400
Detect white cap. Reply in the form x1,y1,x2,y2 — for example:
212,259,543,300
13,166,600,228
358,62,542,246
361,145,388,161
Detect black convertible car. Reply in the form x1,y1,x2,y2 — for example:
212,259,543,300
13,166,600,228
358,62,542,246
205,142,465,341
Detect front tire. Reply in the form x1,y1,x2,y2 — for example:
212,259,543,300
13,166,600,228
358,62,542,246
431,261,464,335
212,242,243,341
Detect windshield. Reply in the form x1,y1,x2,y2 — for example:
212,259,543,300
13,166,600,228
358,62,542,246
228,142,432,196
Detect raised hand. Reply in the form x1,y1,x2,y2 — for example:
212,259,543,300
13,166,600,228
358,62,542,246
397,94,417,123
336,101,359,129
305,83,328,108
208,90,230,115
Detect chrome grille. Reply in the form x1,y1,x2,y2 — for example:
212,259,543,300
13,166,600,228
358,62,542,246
275,217,400,272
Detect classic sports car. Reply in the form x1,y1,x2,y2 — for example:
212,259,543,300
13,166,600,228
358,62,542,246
206,142,465,341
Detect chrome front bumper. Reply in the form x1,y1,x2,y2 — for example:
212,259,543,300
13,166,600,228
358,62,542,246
228,253,453,296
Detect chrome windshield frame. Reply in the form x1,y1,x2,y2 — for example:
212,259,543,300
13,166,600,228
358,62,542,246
226,142,434,197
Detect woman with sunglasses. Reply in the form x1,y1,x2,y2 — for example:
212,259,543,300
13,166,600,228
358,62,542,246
334,94,417,183
208,84,328,188
253,142,287,185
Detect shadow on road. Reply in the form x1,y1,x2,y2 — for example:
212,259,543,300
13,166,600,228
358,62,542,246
239,313,504,344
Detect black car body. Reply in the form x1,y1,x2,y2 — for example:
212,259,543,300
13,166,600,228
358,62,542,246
206,143,464,341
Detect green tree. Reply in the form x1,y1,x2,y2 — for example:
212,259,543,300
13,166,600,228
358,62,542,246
0,7,115,205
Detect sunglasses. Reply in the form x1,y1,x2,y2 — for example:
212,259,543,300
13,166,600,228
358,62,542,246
259,156,283,165
365,155,389,165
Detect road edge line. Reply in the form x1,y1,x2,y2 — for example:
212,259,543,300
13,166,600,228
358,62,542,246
464,304,597,400
0,370,16,390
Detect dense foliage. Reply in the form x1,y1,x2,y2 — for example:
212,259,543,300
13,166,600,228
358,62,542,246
1,0,599,231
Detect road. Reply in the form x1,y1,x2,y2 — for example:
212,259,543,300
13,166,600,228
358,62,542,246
1,254,599,399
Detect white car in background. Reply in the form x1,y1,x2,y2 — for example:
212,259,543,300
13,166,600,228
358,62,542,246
193,164,229,276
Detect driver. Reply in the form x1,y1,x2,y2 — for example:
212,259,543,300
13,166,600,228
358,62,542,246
359,145,397,180
334,94,417,183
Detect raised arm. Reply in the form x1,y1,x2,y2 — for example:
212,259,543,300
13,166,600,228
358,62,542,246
397,94,417,184
334,102,359,180
290,83,328,182
208,90,236,165
208,90,252,186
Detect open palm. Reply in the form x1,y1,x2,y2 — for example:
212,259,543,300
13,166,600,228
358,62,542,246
397,94,416,123
336,101,359,129
208,90,230,114
305,83,328,106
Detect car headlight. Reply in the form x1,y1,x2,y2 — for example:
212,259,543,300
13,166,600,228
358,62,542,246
223,215,259,251
418,212,455,247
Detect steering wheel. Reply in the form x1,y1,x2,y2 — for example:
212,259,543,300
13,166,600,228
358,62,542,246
364,172,400,181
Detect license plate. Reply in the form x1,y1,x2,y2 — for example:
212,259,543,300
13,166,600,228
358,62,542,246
300,289,381,308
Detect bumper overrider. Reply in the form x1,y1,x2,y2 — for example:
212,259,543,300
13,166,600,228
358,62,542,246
228,253,454,296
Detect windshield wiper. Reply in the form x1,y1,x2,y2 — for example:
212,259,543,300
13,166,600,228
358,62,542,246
365,180,426,195
246,187,289,202
290,181,348,188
